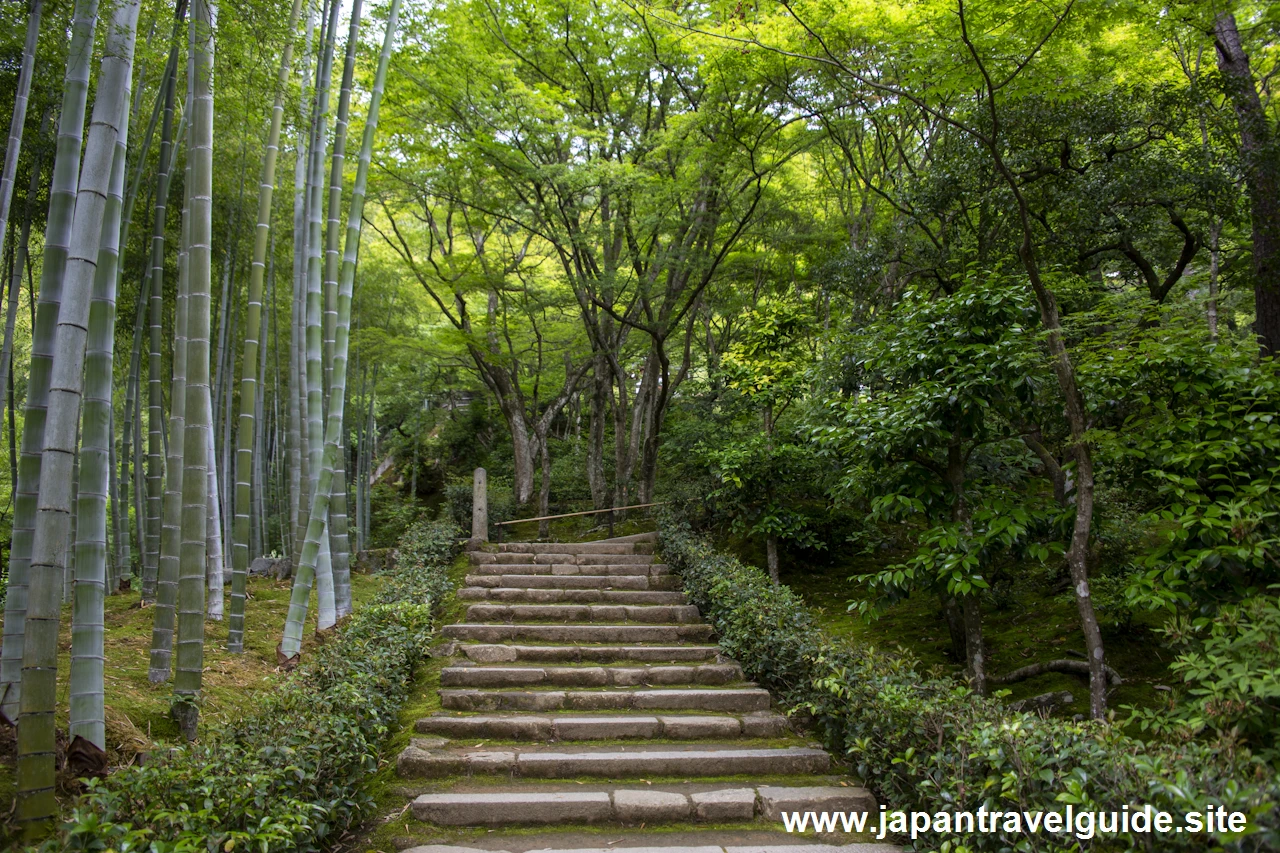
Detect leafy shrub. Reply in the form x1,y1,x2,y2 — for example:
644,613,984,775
660,516,1280,852
1130,591,1280,762
51,519,461,853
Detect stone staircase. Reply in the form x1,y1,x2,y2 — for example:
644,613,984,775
395,534,896,853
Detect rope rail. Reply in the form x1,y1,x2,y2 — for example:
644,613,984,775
493,502,666,527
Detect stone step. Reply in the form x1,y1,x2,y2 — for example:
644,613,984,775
397,745,829,779
404,844,893,853
459,588,687,605
467,564,670,577
494,542,653,555
472,552,657,566
408,783,874,827
415,712,787,740
440,687,770,713
458,644,723,664
465,574,679,591
465,604,701,625
440,662,742,688
443,624,714,644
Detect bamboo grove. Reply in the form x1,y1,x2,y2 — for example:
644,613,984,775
0,0,402,833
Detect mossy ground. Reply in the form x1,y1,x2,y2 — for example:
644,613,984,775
0,570,384,816
770,547,1176,722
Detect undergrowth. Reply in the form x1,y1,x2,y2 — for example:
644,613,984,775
41,519,461,853
661,516,1280,852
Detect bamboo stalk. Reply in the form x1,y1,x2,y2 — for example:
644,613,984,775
281,0,400,658
173,0,215,739
0,0,102,726
71,84,132,749
16,0,139,826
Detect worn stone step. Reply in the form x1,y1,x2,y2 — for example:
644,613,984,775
472,552,657,566
440,662,741,688
458,644,723,664
494,542,653,555
408,782,874,827
398,745,829,779
465,604,702,625
440,687,770,713
415,712,787,740
405,844,891,853
443,624,714,644
465,574,679,591
459,588,687,605
467,564,670,577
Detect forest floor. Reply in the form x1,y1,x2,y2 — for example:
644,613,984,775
0,570,384,813
776,552,1176,723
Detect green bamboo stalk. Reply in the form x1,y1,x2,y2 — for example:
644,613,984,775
224,0,306,641
323,0,363,398
119,281,148,584
0,109,48,474
148,76,194,684
16,0,140,829
119,18,185,584
0,0,101,725
70,79,133,750
332,447,351,616
205,421,224,619
281,0,400,659
108,406,122,591
297,0,343,632
173,0,215,740
321,0,364,620
144,54,183,603
289,0,316,563
0,0,43,269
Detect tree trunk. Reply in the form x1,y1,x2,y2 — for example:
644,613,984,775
1208,219,1221,342
1213,13,1280,357
962,594,986,696
16,0,138,827
174,0,214,739
586,356,609,509
538,433,552,539
966,24,1110,715
1,0,101,727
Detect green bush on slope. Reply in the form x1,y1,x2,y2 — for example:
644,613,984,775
52,519,460,853
660,517,1280,852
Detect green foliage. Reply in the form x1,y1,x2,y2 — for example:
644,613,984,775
50,520,461,853
660,516,1280,852
1130,591,1280,761
1105,349,1280,614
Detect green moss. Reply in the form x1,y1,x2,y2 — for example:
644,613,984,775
775,551,1176,721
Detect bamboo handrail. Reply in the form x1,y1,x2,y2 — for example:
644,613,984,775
493,502,666,527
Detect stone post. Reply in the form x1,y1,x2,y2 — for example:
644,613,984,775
469,467,488,548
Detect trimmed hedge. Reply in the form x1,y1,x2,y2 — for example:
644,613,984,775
660,518,1280,852
52,519,461,853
